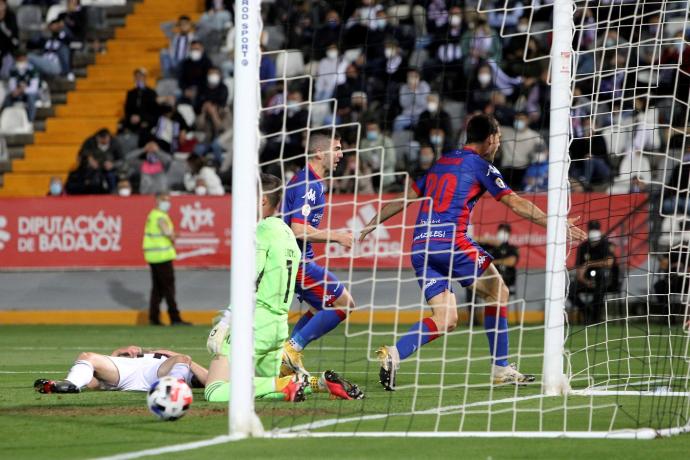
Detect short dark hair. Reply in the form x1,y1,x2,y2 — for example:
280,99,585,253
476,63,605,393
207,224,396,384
178,15,191,22
260,173,282,208
308,131,341,154
465,114,499,144
96,128,111,138
498,223,512,232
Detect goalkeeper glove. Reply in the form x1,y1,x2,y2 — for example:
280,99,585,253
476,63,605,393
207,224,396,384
207,310,231,355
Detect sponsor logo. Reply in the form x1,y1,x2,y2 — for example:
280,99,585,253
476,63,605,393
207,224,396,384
180,202,215,232
302,188,317,202
424,279,437,289
327,203,401,258
495,177,506,189
0,215,10,250
177,202,219,260
301,204,312,217
14,213,122,253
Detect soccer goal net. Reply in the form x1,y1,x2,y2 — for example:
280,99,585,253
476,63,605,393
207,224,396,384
230,0,690,439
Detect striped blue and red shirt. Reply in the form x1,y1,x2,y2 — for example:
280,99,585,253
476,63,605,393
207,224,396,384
282,165,325,261
411,148,512,250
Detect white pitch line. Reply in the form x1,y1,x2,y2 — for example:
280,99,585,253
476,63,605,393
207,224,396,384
92,435,240,460
274,393,548,434
0,371,62,374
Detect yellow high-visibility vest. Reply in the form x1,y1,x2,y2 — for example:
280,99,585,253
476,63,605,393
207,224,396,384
142,208,176,264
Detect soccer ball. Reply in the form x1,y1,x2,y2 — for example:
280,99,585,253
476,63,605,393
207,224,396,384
146,376,193,421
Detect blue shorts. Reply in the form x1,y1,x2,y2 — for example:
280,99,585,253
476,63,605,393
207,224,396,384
295,261,344,309
411,239,493,301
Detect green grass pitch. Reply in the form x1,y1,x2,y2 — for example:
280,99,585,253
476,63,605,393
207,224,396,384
1,324,689,459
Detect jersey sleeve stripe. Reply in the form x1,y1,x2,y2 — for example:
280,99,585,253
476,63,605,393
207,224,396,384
411,181,422,195
290,217,307,224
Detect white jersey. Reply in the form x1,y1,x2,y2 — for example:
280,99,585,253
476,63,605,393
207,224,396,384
102,353,193,391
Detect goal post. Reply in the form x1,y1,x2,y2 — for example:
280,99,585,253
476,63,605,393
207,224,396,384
225,0,690,440
542,0,573,396
229,0,262,438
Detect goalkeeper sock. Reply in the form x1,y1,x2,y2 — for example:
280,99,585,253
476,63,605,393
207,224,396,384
168,363,190,381
65,360,95,389
291,311,314,337
395,317,440,360
290,309,346,350
484,306,509,367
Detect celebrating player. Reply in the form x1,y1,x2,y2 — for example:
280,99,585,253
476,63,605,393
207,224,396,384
34,346,207,393
360,114,587,390
280,133,356,375
205,174,362,402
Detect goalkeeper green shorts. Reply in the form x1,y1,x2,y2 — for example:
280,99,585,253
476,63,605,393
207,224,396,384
220,308,288,377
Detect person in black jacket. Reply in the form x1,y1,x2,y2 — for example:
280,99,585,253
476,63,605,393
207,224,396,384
124,68,159,133
178,40,212,102
414,92,453,146
0,0,19,78
65,153,111,195
196,66,228,140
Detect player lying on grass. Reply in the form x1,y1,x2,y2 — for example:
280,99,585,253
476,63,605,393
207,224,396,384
34,346,207,393
360,114,588,390
205,174,363,402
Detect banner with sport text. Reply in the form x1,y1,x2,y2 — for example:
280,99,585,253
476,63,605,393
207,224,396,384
0,193,648,270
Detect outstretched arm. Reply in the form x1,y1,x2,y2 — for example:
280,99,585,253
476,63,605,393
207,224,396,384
359,183,420,242
500,192,587,241
291,222,353,249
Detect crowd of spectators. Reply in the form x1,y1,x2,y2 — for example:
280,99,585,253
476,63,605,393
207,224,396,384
2,0,689,202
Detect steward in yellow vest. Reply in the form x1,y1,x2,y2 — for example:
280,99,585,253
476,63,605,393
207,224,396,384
142,193,190,326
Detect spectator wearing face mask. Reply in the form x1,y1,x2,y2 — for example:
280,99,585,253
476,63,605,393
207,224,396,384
196,67,229,140
78,128,123,190
178,41,212,99
0,0,19,79
393,68,431,131
184,153,224,196
125,140,172,195
313,10,342,60
460,15,502,73
466,62,497,114
412,144,437,177
47,176,64,196
499,112,544,189
261,89,309,172
315,44,349,101
124,68,159,134
116,178,133,197
334,64,368,121
64,153,111,195
359,119,398,191
569,220,619,325
4,50,40,121
161,15,195,78
522,147,549,193
415,93,453,147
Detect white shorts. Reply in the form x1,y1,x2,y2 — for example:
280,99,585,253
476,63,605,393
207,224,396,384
107,354,167,391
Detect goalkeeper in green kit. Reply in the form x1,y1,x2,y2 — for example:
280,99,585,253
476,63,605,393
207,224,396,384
204,174,363,402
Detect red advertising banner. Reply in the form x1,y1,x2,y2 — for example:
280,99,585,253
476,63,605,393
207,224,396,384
0,193,648,270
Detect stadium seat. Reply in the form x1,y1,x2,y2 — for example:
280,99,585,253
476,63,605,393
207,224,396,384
275,50,305,78
156,78,180,98
0,137,9,163
0,106,33,135
16,5,43,41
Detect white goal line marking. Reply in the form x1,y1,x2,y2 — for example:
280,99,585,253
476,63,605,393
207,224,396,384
93,435,241,460
275,393,548,434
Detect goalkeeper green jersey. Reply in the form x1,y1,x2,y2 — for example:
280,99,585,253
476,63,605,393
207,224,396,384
255,216,301,316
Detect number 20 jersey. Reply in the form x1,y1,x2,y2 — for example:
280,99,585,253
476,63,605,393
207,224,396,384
411,148,512,251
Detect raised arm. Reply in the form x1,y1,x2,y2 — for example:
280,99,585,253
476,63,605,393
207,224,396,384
359,183,420,242
500,192,587,241
291,222,353,249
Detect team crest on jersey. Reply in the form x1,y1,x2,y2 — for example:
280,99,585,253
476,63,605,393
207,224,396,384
487,164,501,176
301,204,311,217
302,188,317,202
495,177,506,189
